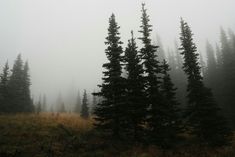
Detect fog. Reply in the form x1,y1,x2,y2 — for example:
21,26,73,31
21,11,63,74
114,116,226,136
0,0,234,105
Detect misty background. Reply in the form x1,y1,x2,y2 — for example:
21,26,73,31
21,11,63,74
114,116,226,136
0,0,235,106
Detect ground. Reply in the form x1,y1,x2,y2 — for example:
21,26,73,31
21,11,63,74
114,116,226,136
0,113,234,157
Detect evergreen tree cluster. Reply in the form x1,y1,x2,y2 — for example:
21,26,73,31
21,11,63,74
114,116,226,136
0,54,34,113
94,3,231,147
202,28,235,128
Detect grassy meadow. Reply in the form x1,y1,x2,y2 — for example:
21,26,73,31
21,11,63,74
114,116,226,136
0,113,235,157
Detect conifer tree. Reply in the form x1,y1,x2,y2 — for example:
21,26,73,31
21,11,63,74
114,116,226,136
159,59,182,147
0,61,10,113
179,19,231,146
124,31,146,140
81,90,89,119
93,14,125,137
8,54,24,113
220,28,235,127
22,61,33,112
138,3,165,144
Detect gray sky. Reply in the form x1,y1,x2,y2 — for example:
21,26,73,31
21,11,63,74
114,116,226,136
0,0,235,104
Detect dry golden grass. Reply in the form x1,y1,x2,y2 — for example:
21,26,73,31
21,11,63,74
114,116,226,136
0,113,235,157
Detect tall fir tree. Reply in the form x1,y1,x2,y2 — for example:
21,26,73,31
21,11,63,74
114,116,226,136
81,90,89,119
179,19,231,146
93,14,126,137
0,61,10,113
22,61,33,112
159,59,182,147
138,3,166,145
8,54,24,113
123,31,146,140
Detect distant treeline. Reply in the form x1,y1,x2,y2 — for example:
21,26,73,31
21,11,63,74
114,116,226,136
93,3,234,147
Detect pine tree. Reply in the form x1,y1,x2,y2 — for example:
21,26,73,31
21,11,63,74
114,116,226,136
93,14,125,137
138,3,165,144
159,59,182,147
22,61,33,112
179,18,231,146
123,31,146,140
81,90,89,119
0,61,10,113
8,54,24,113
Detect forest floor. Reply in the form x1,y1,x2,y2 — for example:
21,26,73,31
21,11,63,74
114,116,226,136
0,113,235,157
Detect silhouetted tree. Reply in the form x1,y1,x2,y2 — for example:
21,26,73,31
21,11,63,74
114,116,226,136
8,54,24,113
81,90,89,119
139,3,167,145
22,61,33,112
159,59,182,147
93,14,126,137
179,19,231,146
123,31,146,140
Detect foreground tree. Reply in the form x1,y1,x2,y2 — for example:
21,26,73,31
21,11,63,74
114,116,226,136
93,14,126,137
179,18,231,146
160,59,182,147
123,31,146,140
138,3,166,145
81,90,89,119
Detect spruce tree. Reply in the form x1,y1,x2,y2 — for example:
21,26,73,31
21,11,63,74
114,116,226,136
81,90,89,119
8,54,24,113
138,3,166,145
0,61,10,113
160,59,182,147
93,14,125,137
22,61,33,112
123,31,146,140
179,18,231,146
